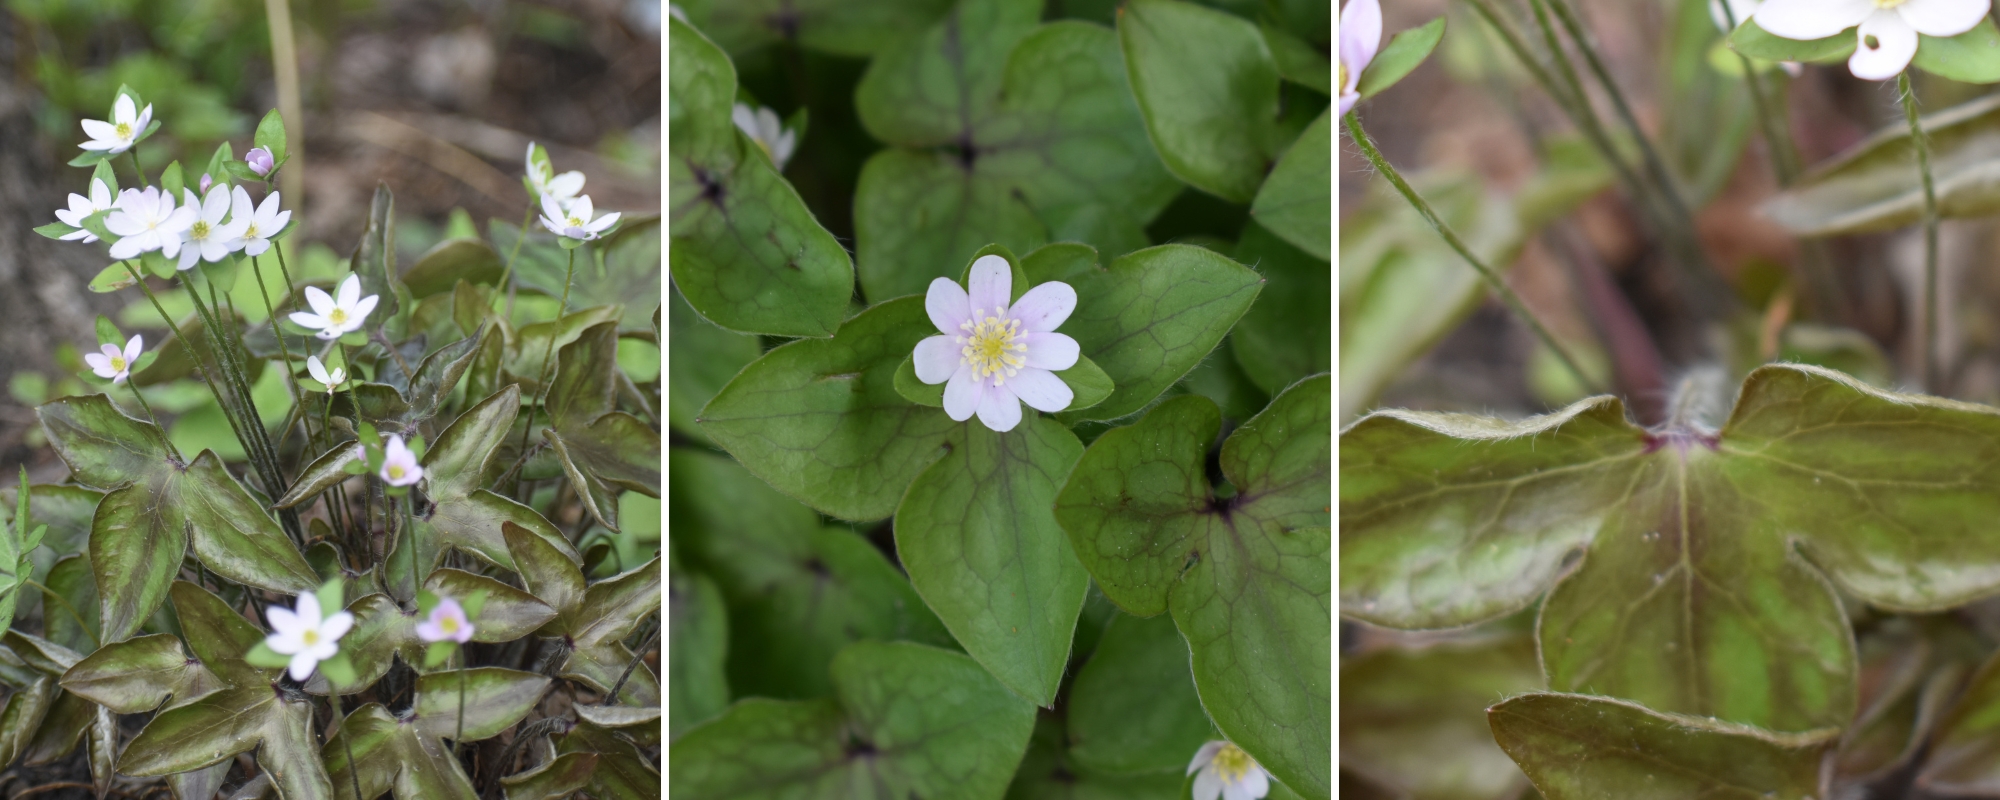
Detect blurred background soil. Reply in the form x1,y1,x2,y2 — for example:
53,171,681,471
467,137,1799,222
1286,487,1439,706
0,0,661,476
1338,0,2000,423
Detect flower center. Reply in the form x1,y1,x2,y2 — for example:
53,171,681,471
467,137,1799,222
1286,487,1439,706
1338,62,1349,91
566,215,585,227
302,629,320,646
1212,744,1254,783
327,309,348,325
243,224,258,238
386,464,405,480
1873,0,1907,7
441,616,460,633
190,220,210,239
110,357,126,372
959,309,1026,385
114,122,131,139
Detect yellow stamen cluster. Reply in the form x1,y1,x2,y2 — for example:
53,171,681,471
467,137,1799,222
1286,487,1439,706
114,122,132,139
302,629,321,645
190,221,210,239
327,309,349,325
441,616,460,633
386,465,406,480
1212,743,1255,783
1874,0,1907,7
109,357,127,372
959,309,1027,385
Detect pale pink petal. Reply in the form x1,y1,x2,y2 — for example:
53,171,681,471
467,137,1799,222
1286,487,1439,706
943,367,982,422
1754,0,1874,39
1339,90,1359,115
966,255,1011,319
1897,0,1991,36
975,385,1022,432
123,335,143,362
1239,768,1269,799
1021,332,1080,371
1007,367,1072,413
926,277,972,333
1339,0,1382,83
1009,281,1076,332
1850,10,1918,80
83,354,112,376
1192,768,1224,800
913,335,962,384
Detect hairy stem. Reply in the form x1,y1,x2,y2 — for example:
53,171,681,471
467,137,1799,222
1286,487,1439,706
1900,72,1941,393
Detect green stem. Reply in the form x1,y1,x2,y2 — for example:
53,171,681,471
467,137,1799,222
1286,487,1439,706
514,247,579,489
1346,112,1602,394
1900,72,1942,393
493,204,537,320
124,262,257,464
125,381,177,460
1544,0,1701,232
124,150,146,188
251,254,311,442
453,650,467,758
23,579,98,650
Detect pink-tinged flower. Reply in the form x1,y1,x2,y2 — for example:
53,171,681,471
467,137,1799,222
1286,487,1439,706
913,255,1080,432
177,187,249,271
78,94,152,154
264,591,355,681
288,274,379,340
1188,741,1271,800
415,597,475,644
379,434,423,487
105,187,196,260
1339,0,1382,115
1753,0,1990,80
246,147,275,176
53,178,114,243
84,335,143,385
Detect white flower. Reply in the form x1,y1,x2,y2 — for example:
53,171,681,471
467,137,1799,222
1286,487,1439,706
224,185,291,256
1188,741,1271,800
732,103,798,170
1339,0,1381,115
78,94,153,154
379,434,423,487
288,275,379,340
913,255,1080,433
538,194,621,241
525,142,585,205
306,355,346,393
176,187,248,270
84,335,143,385
263,591,354,682
1753,0,1990,80
105,187,196,260
53,179,114,243
415,596,474,643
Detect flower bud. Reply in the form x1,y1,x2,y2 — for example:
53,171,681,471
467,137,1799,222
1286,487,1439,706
198,173,213,194
246,147,275,176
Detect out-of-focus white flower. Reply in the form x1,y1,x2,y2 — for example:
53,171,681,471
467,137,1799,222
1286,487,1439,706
415,596,475,643
306,356,346,394
288,274,379,340
379,434,423,487
105,187,195,260
264,591,354,682
84,335,144,385
1339,0,1382,115
525,142,585,205
1754,0,1990,80
53,179,114,243
539,194,621,240
246,147,276,177
78,95,153,154
913,255,1080,433
1188,741,1271,800
224,186,291,257
732,103,798,170
177,187,248,271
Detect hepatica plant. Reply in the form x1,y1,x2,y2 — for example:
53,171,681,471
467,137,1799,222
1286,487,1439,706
19,87,662,798
669,0,1330,798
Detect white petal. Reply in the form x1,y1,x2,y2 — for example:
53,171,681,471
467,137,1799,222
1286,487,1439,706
84,356,113,378
308,357,330,383
1008,281,1076,332
107,236,146,260
1007,368,1073,413
176,244,200,271
1222,778,1255,800
1339,90,1359,115
1850,10,1918,80
571,196,596,222
319,611,354,642
134,105,152,133
244,239,270,257
975,385,1022,432
1754,0,1874,39
259,192,286,224
1192,768,1224,800
586,211,621,232
103,212,146,237
926,277,972,333
913,335,963,384
287,651,319,681
546,172,585,199
338,274,361,308
757,107,782,140
159,234,181,260
90,179,111,208
943,367,982,422
1189,742,1226,775
200,238,232,263
294,593,322,627
540,214,567,234
80,119,118,142
1239,768,1269,799
290,312,329,330
732,103,759,137
201,186,230,221
160,204,197,234
232,185,255,220
267,606,305,639
1897,0,1991,36
541,193,567,225
304,285,336,316
113,94,136,124
78,140,118,152
264,631,304,656
1021,332,1079,370
966,255,1012,318
351,295,380,322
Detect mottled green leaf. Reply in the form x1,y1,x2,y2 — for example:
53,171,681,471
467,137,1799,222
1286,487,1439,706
1057,376,1331,799
1007,714,1188,799
1912,18,2000,84
668,553,728,739
1119,0,1285,202
502,524,660,704
678,0,954,57
1249,109,1330,261
670,641,1037,799
324,668,549,800
1489,693,1833,800
60,633,224,714
1231,221,1330,396
1066,612,1213,775
1342,635,1540,800
543,323,661,531
402,238,503,299
666,284,759,446
1763,93,2000,236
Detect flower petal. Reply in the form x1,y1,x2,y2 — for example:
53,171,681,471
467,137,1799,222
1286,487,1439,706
1850,10,1918,80
1754,0,1874,39
966,255,1011,319
975,385,1023,432
1339,0,1383,78
1898,0,1991,36
943,367,982,422
124,335,144,362
319,611,355,642
913,335,963,384
1007,367,1073,413
1009,281,1076,332
925,277,973,333
1192,768,1225,800
547,172,585,199
267,606,304,639
294,593,322,626
338,274,361,309
1021,332,1079,371
113,94,136,124
1239,768,1269,799
304,286,335,316
351,295,380,322
1189,742,1226,775
287,651,319,681
80,119,118,143
289,312,329,330
265,631,303,656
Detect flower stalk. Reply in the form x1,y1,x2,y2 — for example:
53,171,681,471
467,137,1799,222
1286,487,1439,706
1900,71,1942,392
